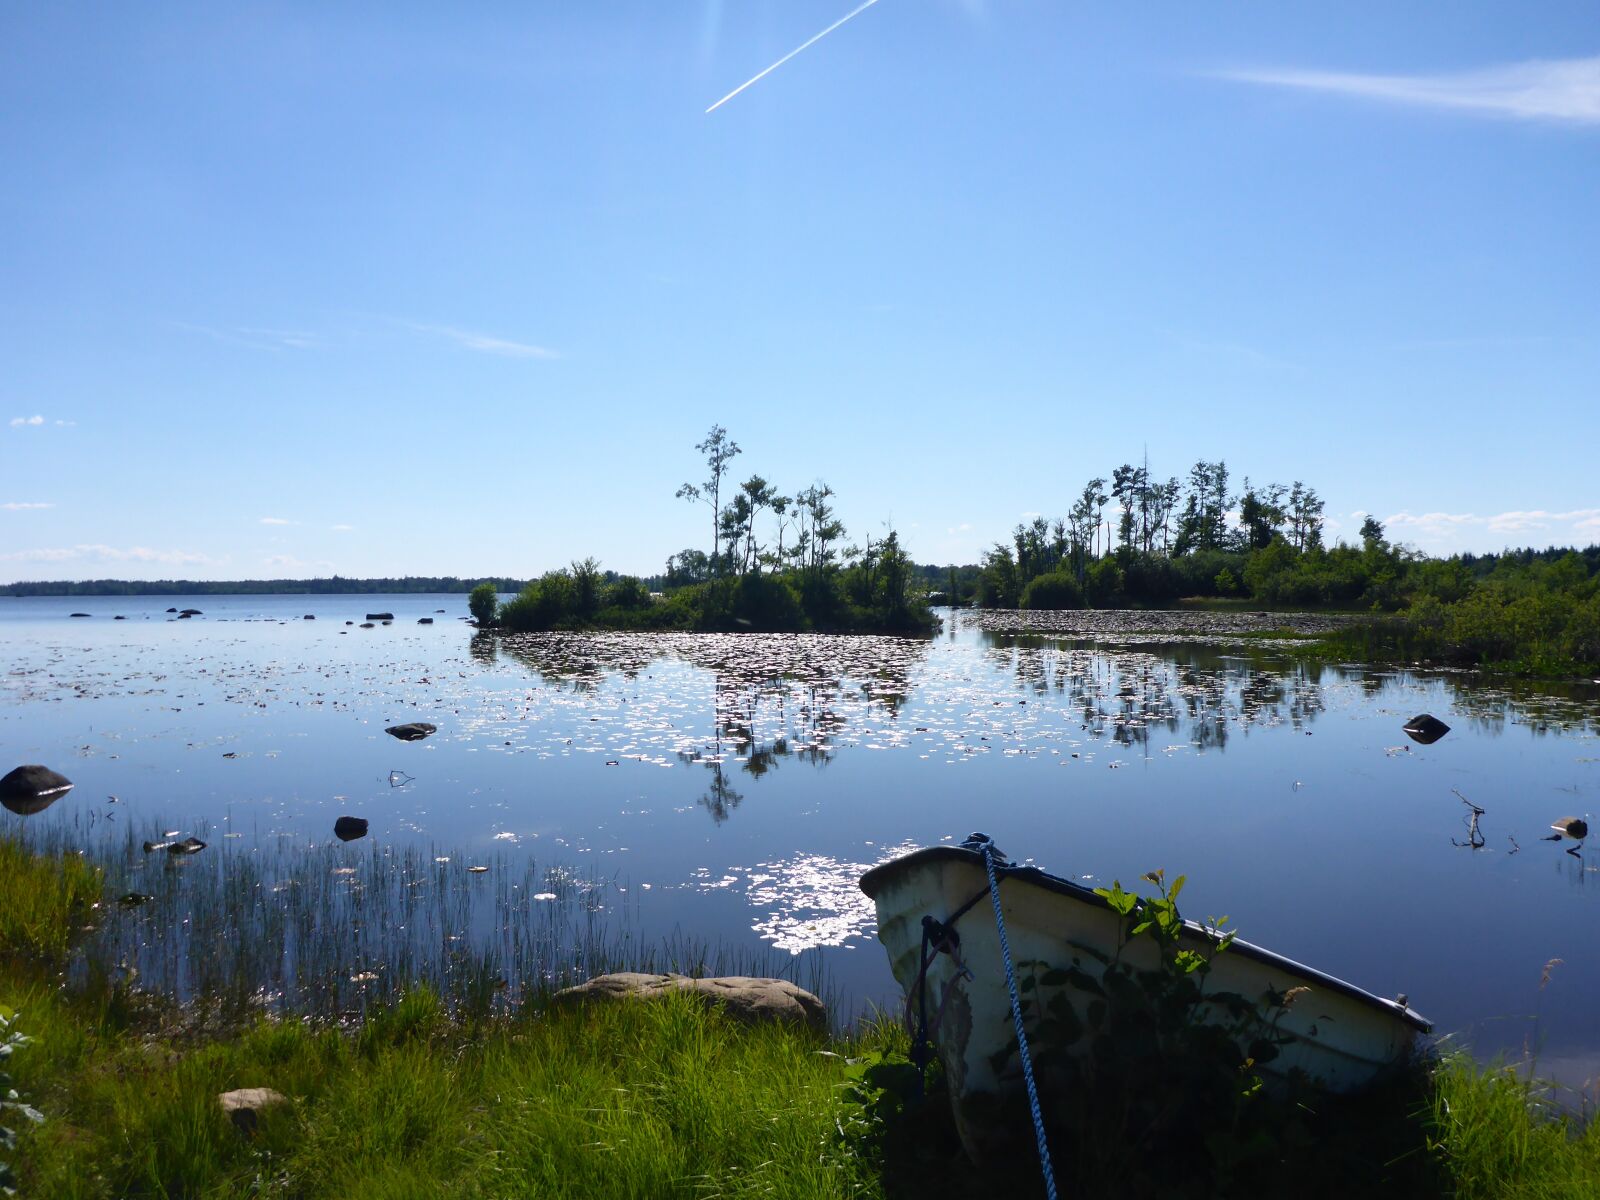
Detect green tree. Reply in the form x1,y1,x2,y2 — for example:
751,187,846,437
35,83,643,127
676,425,741,569
468,581,498,627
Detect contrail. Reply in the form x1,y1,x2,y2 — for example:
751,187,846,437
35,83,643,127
706,0,884,113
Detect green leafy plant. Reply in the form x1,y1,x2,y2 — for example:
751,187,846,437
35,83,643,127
0,1007,43,1195
985,870,1312,1193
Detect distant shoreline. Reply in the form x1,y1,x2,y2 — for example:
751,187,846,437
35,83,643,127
0,576,527,598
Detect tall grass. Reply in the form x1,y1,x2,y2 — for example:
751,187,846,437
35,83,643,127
10,980,891,1199
0,838,101,965
5,823,832,1024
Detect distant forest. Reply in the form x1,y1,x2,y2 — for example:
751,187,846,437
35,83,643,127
0,576,528,597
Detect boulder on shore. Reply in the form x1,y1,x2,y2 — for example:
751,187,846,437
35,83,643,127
553,972,826,1030
0,764,74,816
385,722,437,742
218,1087,288,1135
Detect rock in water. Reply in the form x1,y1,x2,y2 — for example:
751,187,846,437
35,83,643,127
1402,714,1450,745
218,1088,288,1135
333,816,369,841
385,722,437,742
0,765,74,815
365,612,394,621
179,608,202,616
552,972,826,1030
168,836,207,855
417,617,433,624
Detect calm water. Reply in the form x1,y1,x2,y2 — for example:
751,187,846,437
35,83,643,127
4,594,1598,1081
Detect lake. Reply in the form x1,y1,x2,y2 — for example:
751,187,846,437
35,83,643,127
4,593,1598,1085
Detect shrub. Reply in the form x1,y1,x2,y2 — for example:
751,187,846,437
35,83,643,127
468,582,498,627
1020,571,1084,609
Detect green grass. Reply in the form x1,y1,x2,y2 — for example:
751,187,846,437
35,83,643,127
0,838,101,964
1430,1056,1600,1200
7,977,893,1199
5,835,1600,1198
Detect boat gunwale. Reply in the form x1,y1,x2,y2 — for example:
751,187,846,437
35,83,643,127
860,845,1431,1034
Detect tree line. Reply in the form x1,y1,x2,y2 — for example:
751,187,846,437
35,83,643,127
476,425,934,634
0,576,527,597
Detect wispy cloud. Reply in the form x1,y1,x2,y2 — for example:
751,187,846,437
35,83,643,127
1385,508,1600,539
330,524,355,533
264,554,334,572
1220,55,1600,125
172,321,318,352
706,0,884,114
9,415,44,427
2,502,54,511
410,323,557,359
0,544,218,566
259,517,293,526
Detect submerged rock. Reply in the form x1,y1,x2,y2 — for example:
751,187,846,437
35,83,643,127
418,617,433,625
180,608,202,616
365,612,394,621
385,722,437,742
0,764,74,816
333,815,369,841
553,972,826,1030
166,607,178,613
1402,714,1450,745
70,612,90,618
168,836,207,855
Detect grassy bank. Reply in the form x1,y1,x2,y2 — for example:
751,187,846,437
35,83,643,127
5,839,1598,1197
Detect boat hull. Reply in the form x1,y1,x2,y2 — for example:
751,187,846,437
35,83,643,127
861,846,1429,1161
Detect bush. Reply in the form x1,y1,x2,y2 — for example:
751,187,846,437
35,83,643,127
1083,558,1123,606
1020,570,1084,609
468,582,498,627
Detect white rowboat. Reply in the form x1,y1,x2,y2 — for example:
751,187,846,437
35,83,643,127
860,839,1430,1161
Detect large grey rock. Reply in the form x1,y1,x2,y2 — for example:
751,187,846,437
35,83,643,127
1403,713,1450,745
218,1087,288,1135
553,972,826,1030
0,765,74,816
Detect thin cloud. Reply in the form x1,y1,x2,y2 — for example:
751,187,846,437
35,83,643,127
0,544,218,566
410,323,558,359
2,502,54,511
330,524,355,533
1385,509,1600,539
264,554,334,572
259,517,293,526
171,321,317,352
9,415,44,427
706,0,884,114
1220,55,1600,125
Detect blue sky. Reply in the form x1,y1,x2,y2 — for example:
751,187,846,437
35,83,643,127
2,2,1596,582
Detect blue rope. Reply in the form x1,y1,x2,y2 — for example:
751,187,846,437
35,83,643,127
980,841,1059,1200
